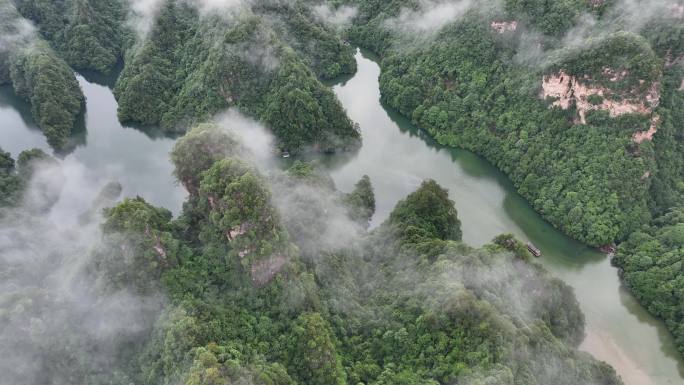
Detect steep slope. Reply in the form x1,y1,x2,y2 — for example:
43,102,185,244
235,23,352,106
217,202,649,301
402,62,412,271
345,0,683,247
114,0,360,153
0,123,624,385
343,0,684,357
12,0,130,73
0,0,84,150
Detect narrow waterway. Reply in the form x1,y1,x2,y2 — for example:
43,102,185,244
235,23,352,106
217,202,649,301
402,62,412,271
0,50,682,385
324,50,684,385
0,77,186,217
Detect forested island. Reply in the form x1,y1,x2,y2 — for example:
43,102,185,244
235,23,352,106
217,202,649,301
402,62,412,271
0,0,683,384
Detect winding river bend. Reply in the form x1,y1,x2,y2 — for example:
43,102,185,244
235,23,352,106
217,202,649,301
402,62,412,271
325,50,684,385
0,49,682,385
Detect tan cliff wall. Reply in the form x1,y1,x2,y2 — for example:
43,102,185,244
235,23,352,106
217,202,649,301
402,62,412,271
540,70,661,143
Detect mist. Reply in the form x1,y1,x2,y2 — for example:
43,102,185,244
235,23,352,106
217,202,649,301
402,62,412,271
210,109,368,259
0,9,34,51
513,0,684,68
312,3,358,27
385,0,503,36
0,157,165,385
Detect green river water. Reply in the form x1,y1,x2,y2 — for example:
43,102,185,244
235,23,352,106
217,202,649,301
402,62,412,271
0,49,682,385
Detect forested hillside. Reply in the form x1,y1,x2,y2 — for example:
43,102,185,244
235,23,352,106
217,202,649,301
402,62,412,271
0,125,623,385
114,0,360,152
1,0,683,379
0,0,84,150
1,0,360,153
344,0,684,248
340,0,684,358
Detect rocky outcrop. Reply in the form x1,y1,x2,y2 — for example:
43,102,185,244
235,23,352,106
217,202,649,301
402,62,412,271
633,115,660,143
491,21,517,34
541,69,661,142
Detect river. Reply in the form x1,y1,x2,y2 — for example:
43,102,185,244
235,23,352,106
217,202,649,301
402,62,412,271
0,76,186,218
0,49,682,385
324,50,684,385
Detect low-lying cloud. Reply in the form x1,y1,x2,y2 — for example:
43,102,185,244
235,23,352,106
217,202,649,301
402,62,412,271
386,0,475,34
313,4,358,27
0,158,164,385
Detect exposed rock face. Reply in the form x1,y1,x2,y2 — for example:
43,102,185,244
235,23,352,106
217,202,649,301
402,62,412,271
670,3,684,18
251,254,288,286
633,115,660,144
541,69,661,142
491,21,517,34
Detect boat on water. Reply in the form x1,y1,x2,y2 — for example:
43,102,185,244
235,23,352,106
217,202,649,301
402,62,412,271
526,242,542,257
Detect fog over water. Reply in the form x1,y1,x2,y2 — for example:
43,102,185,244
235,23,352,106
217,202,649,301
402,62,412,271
0,49,682,385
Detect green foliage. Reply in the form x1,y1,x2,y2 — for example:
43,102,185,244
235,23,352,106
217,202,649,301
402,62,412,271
16,147,54,178
255,2,357,79
98,197,183,293
344,4,665,246
185,343,295,385
286,312,346,385
286,160,336,189
9,41,84,149
114,1,359,152
197,158,289,268
388,179,462,242
0,148,60,210
170,123,242,194
13,0,130,73
549,31,662,90
344,174,376,227
612,206,684,354
13,148,617,385
504,0,589,36
311,180,615,385
0,148,22,207
492,233,533,260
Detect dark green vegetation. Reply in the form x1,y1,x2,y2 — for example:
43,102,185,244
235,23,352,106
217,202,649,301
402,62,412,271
8,41,84,149
612,64,684,354
0,1,84,150
1,0,682,377
12,0,130,73
113,0,359,152
347,0,678,247
343,0,684,356
613,206,684,354
0,148,24,207
0,126,623,385
0,147,56,208
1,0,359,153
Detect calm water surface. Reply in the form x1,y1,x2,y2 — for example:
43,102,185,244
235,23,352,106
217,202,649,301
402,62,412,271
0,50,682,385
0,77,186,216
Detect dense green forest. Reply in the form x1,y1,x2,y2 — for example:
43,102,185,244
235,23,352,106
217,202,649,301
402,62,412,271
1,0,359,153
113,0,359,152
1,0,683,379
345,0,684,247
337,0,684,357
12,0,130,73
0,126,622,385
611,64,684,354
0,0,84,150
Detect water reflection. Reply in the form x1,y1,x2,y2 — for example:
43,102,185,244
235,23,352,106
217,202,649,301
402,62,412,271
0,75,186,214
